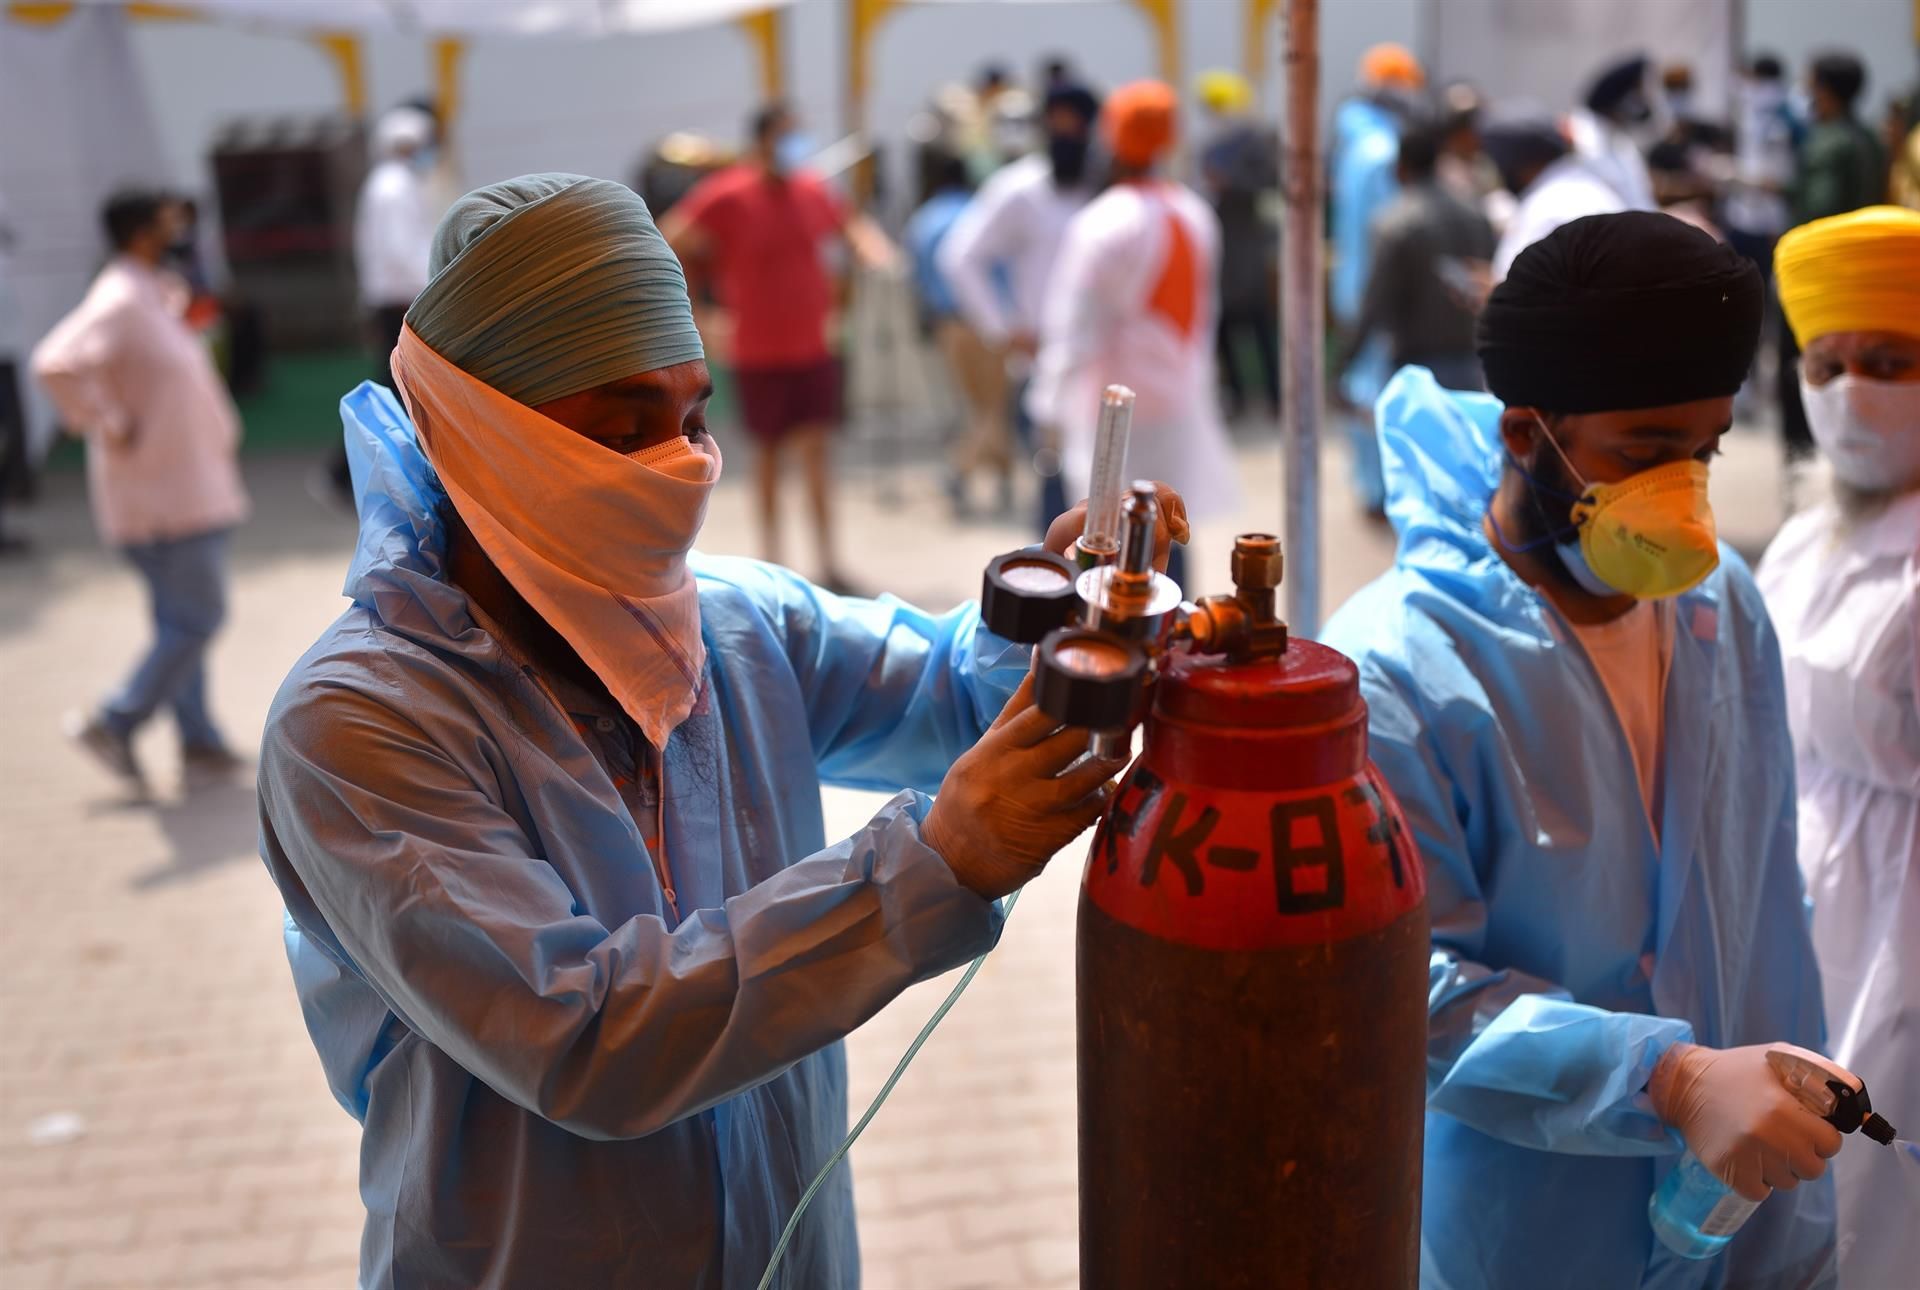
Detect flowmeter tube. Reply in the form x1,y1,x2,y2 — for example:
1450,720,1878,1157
1080,385,1135,563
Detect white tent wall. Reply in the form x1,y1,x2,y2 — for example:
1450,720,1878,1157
413,26,764,187
98,1,1920,220
1430,0,1736,115
122,22,778,194
0,7,171,459
127,22,361,181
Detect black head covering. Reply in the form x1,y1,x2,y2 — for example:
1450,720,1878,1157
1584,55,1652,119
1480,115,1568,195
1476,211,1763,413
1044,83,1101,125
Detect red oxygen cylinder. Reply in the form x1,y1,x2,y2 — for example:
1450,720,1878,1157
1078,639,1429,1289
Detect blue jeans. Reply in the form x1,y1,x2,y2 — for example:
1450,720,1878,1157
102,528,230,750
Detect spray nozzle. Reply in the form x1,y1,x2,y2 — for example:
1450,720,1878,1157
1766,1047,1900,1144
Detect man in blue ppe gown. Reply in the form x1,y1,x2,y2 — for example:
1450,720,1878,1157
1323,212,1837,1290
1331,44,1425,516
257,174,1184,1289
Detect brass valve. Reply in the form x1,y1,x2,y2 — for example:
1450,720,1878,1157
1181,534,1290,661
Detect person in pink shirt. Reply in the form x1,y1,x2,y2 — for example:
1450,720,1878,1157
32,189,250,791
661,103,896,593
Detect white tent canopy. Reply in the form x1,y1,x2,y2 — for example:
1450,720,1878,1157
66,0,799,36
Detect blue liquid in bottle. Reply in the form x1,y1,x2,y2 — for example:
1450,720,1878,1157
1649,1152,1761,1259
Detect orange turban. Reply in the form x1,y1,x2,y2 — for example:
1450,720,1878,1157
1360,43,1425,91
1104,80,1179,167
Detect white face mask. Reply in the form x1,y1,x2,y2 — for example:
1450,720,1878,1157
1800,374,1920,494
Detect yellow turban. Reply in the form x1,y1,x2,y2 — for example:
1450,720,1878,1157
1196,70,1252,115
1775,205,1920,346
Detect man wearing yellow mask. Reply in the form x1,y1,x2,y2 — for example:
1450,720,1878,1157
1759,205,1920,1290
1324,211,1835,1289
255,174,1184,1289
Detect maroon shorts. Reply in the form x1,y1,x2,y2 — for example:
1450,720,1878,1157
734,359,842,443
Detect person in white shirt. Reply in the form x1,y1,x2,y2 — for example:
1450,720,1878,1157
1724,56,1797,265
1568,55,1658,215
32,190,249,791
327,106,438,505
1483,115,1630,282
1757,205,1920,1290
355,106,437,342
938,82,1101,531
1026,80,1240,591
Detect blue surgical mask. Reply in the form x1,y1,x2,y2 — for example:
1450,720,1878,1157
1490,415,1609,597
774,132,814,173
412,144,440,174
1554,536,1621,597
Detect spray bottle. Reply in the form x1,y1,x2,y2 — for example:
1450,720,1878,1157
1650,1048,1897,1259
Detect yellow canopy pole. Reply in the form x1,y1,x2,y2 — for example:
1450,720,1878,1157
10,1,200,22
737,6,787,101
6,0,75,19
432,35,466,131
311,31,367,118
1129,0,1181,90
1244,0,1278,84
845,0,899,203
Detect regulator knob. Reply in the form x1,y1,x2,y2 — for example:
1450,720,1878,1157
981,550,1082,644
1035,627,1151,731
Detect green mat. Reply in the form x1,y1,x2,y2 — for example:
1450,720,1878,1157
42,349,739,470
238,349,379,454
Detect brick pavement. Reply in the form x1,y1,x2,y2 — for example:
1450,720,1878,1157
0,428,1784,1289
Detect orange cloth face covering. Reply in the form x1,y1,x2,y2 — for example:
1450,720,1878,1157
391,323,721,748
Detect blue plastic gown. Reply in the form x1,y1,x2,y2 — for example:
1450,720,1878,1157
257,383,1026,1289
1321,368,1834,1290
1330,97,1402,510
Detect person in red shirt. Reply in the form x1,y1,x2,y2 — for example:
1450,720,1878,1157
662,103,896,593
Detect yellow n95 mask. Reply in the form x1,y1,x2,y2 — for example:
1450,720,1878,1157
1536,415,1720,600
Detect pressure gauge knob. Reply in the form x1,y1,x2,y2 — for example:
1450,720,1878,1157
981,550,1082,644
1035,627,1151,731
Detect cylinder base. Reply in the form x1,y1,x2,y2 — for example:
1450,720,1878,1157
1076,897,1427,1289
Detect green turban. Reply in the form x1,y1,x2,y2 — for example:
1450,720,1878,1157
405,173,705,407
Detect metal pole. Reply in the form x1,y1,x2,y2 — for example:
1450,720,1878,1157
1281,0,1323,636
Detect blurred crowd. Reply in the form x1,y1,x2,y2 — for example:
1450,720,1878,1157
4,39,1917,789
1325,44,1906,516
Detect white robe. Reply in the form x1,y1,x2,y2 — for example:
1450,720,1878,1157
1493,154,1631,282
1026,180,1240,522
354,158,436,310
1567,108,1657,213
936,152,1087,348
1757,490,1920,1290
